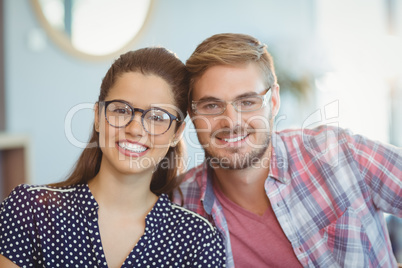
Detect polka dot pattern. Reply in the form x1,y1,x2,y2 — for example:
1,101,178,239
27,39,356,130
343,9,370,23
0,184,226,267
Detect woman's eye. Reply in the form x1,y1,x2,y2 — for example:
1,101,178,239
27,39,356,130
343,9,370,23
146,111,170,123
149,115,164,121
114,108,130,114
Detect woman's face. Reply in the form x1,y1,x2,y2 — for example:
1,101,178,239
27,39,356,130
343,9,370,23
95,72,184,177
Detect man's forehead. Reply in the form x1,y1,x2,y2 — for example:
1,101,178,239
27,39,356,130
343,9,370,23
191,64,266,101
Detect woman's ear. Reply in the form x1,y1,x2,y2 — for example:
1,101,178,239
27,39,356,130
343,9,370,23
94,102,100,132
171,121,186,147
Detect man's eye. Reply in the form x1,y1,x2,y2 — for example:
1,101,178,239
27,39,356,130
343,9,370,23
200,102,221,110
240,100,256,106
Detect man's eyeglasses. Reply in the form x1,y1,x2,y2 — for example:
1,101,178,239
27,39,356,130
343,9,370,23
191,87,271,115
99,100,181,135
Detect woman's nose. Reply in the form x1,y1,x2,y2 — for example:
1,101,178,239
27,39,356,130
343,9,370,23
125,113,146,136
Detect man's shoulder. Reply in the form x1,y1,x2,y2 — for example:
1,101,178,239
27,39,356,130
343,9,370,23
173,163,207,208
179,162,206,184
274,125,352,151
272,126,355,168
275,125,348,140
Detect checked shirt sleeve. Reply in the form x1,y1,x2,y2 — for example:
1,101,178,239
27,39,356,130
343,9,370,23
344,130,402,216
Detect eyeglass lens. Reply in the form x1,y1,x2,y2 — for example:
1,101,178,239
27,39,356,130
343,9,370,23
105,101,173,135
195,95,265,115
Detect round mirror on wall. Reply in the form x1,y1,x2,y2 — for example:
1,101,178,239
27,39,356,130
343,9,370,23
31,0,153,61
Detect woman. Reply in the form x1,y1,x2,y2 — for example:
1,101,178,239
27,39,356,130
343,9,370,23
0,47,226,267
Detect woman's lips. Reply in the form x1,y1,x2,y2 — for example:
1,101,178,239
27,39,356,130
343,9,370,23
116,140,149,157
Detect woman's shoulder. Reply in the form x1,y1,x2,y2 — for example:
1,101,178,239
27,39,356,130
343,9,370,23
170,202,215,232
7,183,79,197
1,183,86,209
159,194,216,235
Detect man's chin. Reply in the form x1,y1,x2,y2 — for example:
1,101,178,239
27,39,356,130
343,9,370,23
205,141,270,170
205,152,258,170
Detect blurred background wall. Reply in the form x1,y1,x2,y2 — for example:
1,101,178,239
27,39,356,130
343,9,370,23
1,0,402,262
3,0,401,184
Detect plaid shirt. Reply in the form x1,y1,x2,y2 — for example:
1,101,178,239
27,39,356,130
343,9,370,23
173,126,402,268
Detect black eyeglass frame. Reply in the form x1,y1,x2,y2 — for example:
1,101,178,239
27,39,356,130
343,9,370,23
99,100,182,136
191,87,272,115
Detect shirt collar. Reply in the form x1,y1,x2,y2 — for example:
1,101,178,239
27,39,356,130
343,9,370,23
196,161,215,215
145,193,171,231
76,184,171,226
75,184,100,220
270,131,292,185
203,165,216,215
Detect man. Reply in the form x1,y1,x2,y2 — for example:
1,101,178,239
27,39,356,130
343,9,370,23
173,33,402,267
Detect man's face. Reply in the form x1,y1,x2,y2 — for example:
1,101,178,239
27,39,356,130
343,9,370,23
190,63,280,170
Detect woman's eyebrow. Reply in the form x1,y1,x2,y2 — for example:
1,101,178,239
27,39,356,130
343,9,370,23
110,99,156,109
108,98,132,105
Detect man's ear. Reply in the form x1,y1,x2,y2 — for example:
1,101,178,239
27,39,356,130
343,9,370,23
94,102,100,132
271,84,281,117
188,104,201,123
171,121,186,147
187,108,194,120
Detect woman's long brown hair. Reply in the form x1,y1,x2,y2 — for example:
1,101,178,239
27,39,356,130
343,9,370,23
51,47,189,198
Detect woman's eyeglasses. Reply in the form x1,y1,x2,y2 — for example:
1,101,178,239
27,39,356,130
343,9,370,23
99,100,181,135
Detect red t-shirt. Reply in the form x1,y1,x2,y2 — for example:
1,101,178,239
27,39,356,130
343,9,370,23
214,185,303,267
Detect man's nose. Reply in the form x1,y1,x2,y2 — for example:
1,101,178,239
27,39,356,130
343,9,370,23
216,102,241,129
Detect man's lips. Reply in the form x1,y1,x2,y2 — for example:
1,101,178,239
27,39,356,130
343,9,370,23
215,134,248,143
213,132,250,147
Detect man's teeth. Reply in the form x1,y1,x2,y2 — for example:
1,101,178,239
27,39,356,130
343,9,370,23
118,142,147,153
223,135,247,142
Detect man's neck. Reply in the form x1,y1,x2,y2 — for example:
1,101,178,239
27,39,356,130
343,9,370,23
212,151,272,216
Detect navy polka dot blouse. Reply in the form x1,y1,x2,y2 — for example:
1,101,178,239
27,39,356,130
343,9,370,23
0,184,226,267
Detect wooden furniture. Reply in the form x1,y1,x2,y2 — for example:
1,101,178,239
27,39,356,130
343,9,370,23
0,133,31,200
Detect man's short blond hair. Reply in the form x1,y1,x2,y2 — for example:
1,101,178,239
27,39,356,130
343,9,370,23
186,33,277,98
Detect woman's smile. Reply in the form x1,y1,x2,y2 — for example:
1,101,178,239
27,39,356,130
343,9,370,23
116,140,149,157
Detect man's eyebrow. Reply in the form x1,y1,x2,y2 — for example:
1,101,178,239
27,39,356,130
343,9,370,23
196,91,260,102
196,96,223,102
235,92,260,99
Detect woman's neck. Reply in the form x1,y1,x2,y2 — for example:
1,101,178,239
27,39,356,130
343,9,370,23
89,165,158,268
88,165,158,216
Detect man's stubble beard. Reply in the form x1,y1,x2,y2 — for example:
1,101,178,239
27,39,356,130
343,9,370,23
203,131,271,170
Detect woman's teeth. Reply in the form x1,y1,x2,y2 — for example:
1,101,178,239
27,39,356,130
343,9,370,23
118,142,147,153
